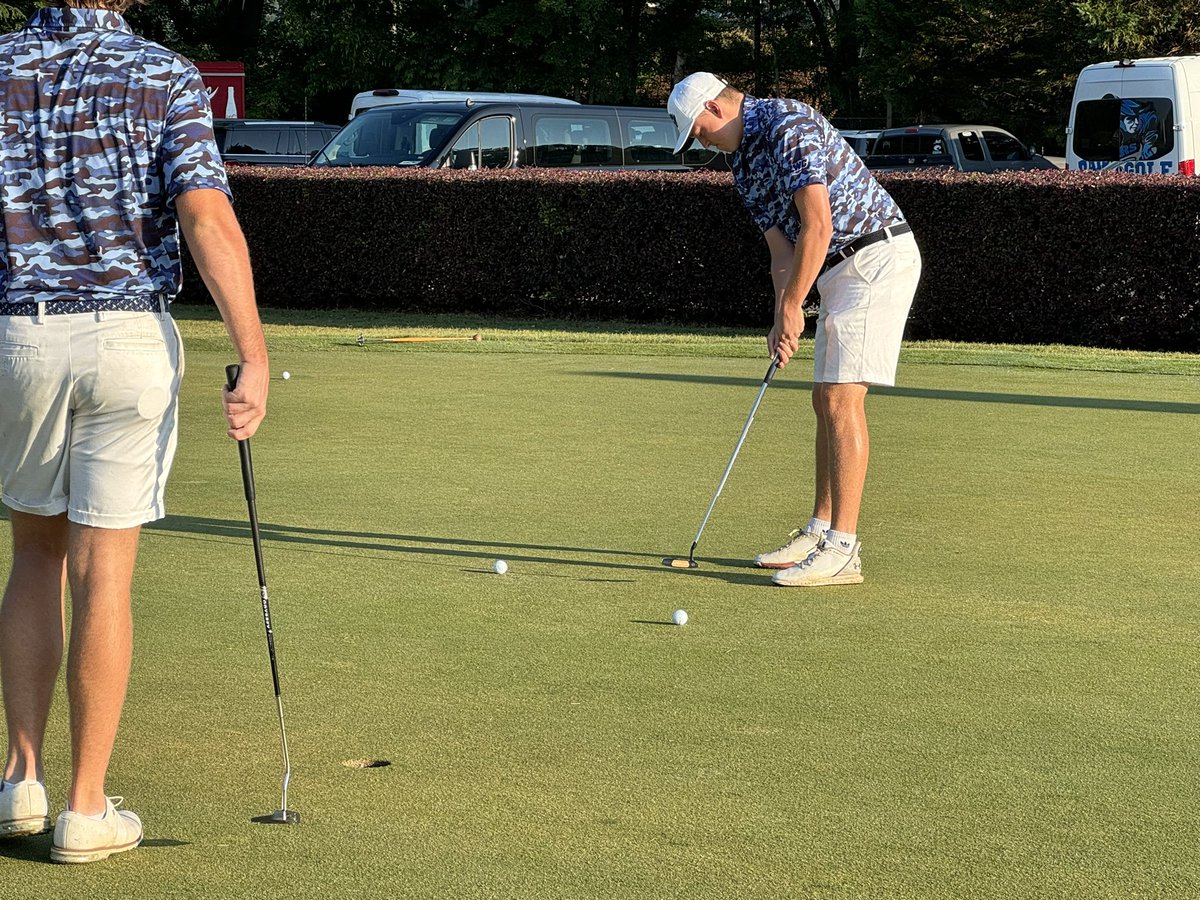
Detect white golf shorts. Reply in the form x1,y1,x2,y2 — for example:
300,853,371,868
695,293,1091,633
0,309,184,529
812,231,921,386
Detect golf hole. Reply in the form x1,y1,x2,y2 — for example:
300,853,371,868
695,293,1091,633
342,758,391,769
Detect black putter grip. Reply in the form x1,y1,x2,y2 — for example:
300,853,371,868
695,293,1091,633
225,363,240,392
764,355,781,385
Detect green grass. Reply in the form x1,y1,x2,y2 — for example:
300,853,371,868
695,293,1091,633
1,312,1197,898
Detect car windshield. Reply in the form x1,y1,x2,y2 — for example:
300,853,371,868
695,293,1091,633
311,107,467,167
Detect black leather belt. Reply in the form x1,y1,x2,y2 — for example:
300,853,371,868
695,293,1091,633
820,222,912,276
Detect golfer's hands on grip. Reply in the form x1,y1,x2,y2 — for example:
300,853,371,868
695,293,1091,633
767,311,803,368
224,359,269,440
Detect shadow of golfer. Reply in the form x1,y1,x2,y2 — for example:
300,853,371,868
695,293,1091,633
144,515,767,585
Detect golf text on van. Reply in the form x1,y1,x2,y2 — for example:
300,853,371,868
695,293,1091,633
1066,56,1199,176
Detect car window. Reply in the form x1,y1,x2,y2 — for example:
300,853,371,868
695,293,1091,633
314,108,466,166
226,128,282,155
625,118,676,165
292,128,335,155
982,130,1030,161
872,133,941,155
1072,96,1174,162
959,131,985,161
449,116,513,169
533,114,618,166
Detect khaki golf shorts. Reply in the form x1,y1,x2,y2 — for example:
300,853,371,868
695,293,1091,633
812,231,921,386
0,309,184,529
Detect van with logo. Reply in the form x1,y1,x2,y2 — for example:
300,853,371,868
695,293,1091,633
1066,56,1200,176
348,89,578,120
311,100,725,171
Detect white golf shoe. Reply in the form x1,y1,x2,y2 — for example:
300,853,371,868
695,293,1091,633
754,527,825,569
51,796,143,864
0,778,51,838
772,539,863,587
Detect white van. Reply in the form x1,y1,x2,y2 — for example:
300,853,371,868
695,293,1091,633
1066,56,1200,176
349,89,578,120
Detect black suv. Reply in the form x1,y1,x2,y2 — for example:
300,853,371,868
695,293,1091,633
213,119,341,166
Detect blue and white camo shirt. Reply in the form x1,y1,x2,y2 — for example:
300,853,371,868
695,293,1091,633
732,97,902,256
0,8,229,310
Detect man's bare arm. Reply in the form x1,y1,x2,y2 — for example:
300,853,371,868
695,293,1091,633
176,188,269,440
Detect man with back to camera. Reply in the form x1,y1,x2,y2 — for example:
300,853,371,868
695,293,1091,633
668,73,921,587
0,0,269,862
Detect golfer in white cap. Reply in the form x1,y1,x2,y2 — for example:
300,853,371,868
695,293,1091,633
668,73,921,587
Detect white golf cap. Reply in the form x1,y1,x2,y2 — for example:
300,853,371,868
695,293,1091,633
668,72,727,155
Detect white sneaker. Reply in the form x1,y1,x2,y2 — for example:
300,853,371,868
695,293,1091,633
772,539,863,587
51,796,143,864
754,527,825,569
0,779,51,837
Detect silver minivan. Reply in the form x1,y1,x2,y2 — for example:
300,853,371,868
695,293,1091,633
311,101,726,171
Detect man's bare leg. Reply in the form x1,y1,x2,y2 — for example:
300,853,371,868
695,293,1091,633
1,512,68,785
64,524,140,816
815,382,870,535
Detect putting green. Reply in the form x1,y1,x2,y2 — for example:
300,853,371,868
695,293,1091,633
0,314,1196,899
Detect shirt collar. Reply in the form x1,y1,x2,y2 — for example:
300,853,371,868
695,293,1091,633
29,7,132,34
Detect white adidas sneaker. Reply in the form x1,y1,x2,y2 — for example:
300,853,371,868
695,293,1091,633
772,539,864,587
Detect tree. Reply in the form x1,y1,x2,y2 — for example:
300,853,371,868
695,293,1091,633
857,0,1097,149
1074,0,1200,56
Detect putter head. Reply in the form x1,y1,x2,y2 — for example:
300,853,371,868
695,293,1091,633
355,334,366,347
252,809,300,825
662,557,698,569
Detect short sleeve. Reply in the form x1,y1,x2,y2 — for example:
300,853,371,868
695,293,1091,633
162,63,231,204
773,119,827,197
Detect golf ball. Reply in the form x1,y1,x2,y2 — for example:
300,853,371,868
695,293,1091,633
672,609,688,626
282,371,291,380
492,559,508,575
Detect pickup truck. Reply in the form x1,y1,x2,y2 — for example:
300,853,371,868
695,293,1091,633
864,125,1059,172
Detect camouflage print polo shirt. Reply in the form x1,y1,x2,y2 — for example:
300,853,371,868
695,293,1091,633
731,97,903,256
0,7,229,311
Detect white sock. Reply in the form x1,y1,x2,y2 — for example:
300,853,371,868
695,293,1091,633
83,808,108,821
806,517,831,536
825,529,856,552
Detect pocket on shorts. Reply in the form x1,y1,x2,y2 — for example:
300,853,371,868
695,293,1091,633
102,334,167,352
93,320,178,421
0,340,37,359
0,339,38,379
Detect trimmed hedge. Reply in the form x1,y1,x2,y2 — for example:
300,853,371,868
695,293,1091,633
184,167,1200,351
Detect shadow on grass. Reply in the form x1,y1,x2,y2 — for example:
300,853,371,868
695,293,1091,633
0,835,188,865
585,371,1200,415
143,516,767,586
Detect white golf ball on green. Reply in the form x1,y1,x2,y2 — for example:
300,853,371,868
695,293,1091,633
282,371,291,380
492,559,508,575
672,609,688,626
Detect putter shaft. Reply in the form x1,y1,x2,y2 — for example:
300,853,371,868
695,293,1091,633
684,356,780,557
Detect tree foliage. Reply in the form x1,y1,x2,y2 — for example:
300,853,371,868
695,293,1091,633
3,0,1195,152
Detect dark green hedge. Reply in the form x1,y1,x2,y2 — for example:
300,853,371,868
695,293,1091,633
183,167,1200,351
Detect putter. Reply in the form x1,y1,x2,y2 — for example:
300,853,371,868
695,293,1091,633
225,365,300,827
663,355,781,570
355,333,482,346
